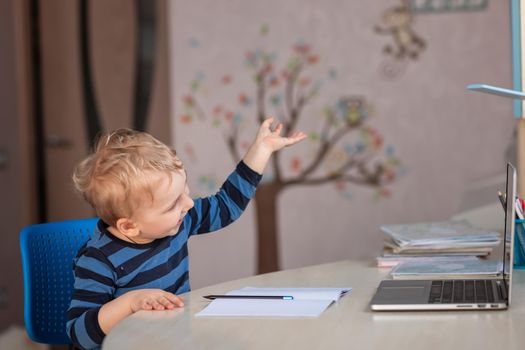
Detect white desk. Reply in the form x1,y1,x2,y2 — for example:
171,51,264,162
103,260,525,350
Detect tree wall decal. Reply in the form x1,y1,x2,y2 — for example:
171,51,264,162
179,38,405,274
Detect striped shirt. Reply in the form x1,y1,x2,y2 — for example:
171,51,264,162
66,161,262,349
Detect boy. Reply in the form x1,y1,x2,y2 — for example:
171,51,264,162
67,117,306,349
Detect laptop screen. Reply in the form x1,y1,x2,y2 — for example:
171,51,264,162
503,162,517,303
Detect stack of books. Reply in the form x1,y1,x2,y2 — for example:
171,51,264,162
376,220,501,269
388,258,502,280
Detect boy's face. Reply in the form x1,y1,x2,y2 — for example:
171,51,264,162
131,170,194,242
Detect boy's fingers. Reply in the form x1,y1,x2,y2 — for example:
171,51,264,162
286,133,306,145
165,293,185,307
158,296,174,308
273,123,283,134
262,117,274,128
288,132,305,140
151,300,164,310
175,297,185,307
142,300,153,310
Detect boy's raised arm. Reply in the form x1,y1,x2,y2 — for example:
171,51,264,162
185,117,306,237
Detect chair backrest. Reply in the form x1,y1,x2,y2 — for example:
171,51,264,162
20,218,98,344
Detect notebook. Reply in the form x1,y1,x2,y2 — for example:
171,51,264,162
370,163,517,311
196,287,351,317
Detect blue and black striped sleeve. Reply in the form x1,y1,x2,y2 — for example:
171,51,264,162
66,247,116,349
188,161,262,236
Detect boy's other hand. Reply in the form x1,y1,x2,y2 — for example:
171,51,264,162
256,117,307,153
128,289,184,312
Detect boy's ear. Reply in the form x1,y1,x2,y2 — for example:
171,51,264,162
115,218,140,238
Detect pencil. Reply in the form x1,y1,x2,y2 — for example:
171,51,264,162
203,295,294,300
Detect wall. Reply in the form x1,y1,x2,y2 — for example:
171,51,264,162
176,1,513,288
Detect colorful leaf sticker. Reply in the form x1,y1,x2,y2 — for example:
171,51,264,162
180,114,192,124
239,93,251,106
221,75,232,85
270,95,282,106
260,24,269,36
308,131,319,141
291,157,301,172
188,37,200,48
328,68,337,80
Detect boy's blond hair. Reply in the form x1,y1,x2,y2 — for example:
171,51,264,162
73,129,183,225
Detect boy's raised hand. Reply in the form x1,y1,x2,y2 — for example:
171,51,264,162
256,117,307,153
243,117,307,174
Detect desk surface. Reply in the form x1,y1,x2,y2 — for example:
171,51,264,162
103,260,525,350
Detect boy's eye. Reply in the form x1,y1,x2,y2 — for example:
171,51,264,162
165,199,179,212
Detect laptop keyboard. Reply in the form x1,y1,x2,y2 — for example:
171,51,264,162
428,280,498,304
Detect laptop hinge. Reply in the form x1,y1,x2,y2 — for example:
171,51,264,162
497,279,508,301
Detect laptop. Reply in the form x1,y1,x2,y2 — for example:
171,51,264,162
370,162,517,311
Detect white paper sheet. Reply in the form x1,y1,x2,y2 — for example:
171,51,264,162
195,287,351,317
195,299,334,317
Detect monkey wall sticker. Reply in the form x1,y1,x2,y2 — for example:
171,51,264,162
375,0,488,79
375,0,426,61
375,0,425,79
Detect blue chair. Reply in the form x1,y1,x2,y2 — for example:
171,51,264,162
20,218,98,345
